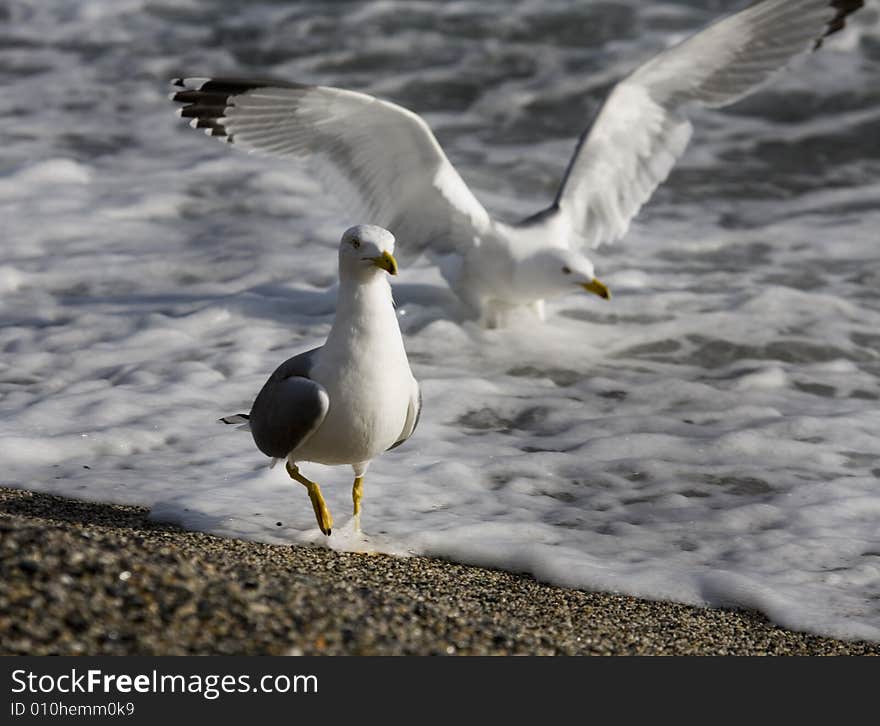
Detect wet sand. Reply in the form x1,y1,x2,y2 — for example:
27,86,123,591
1,487,877,656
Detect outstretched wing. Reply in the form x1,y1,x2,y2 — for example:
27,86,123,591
248,347,329,459
541,0,863,249
171,78,491,256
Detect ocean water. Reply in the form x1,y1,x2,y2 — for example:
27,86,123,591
2,0,880,642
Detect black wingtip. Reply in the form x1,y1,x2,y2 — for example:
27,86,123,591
169,77,311,143
170,79,237,141
814,0,864,50
170,77,303,97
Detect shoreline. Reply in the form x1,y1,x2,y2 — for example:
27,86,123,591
1,486,877,656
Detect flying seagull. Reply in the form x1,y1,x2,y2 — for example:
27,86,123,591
221,225,421,535
172,0,864,328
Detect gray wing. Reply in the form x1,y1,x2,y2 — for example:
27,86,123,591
387,380,421,452
537,0,863,249
248,347,330,458
171,78,491,257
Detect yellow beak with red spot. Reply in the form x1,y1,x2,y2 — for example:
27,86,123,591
581,278,610,300
371,251,398,275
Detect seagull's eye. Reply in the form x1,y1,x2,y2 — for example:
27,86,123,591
562,266,571,275
351,239,361,249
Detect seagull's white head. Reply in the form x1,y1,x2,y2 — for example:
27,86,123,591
516,248,610,302
339,224,398,280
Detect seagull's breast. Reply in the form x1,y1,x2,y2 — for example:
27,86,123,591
306,354,411,465
291,281,413,466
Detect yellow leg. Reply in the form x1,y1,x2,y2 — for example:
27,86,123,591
352,476,364,533
286,462,333,536
352,476,364,517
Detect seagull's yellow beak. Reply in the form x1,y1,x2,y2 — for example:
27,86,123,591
371,250,398,275
581,278,611,300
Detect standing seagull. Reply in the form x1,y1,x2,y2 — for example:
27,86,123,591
222,225,421,535
172,0,864,327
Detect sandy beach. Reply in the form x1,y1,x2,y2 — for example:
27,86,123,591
1,486,877,656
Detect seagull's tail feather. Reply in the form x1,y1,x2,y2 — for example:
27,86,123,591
219,413,251,431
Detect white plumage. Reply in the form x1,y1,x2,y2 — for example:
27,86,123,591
222,225,420,536
173,0,863,327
